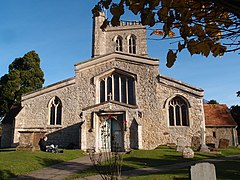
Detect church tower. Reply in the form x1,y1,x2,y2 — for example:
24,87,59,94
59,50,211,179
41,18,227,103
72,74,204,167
92,12,148,58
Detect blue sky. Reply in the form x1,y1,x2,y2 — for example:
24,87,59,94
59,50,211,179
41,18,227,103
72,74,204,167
0,0,239,107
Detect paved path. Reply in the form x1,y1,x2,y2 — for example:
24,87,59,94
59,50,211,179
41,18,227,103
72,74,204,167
12,154,240,180
12,156,92,180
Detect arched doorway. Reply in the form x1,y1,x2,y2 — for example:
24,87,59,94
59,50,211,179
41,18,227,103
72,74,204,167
99,114,124,152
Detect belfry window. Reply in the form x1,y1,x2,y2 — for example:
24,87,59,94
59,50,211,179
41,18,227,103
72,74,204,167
115,36,123,52
99,73,136,105
168,97,189,126
128,35,136,54
49,96,62,125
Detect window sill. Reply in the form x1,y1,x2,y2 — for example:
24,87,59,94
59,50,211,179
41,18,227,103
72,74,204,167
168,126,190,128
47,125,62,129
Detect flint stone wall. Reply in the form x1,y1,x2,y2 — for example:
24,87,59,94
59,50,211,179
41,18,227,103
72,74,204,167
76,55,204,150
105,25,148,56
92,13,148,57
75,55,160,150
155,75,204,147
13,53,205,150
14,78,80,148
206,127,237,147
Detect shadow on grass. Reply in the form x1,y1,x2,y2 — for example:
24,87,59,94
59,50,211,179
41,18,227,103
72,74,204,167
122,151,223,171
35,156,65,167
157,168,190,180
123,168,190,180
0,169,16,180
214,159,240,180
122,155,188,170
127,159,240,180
8,156,92,179
34,156,92,172
0,156,65,179
0,149,16,152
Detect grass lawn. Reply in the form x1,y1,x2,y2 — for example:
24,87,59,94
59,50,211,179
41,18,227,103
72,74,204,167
0,148,85,179
124,146,240,180
68,146,240,179
126,159,240,180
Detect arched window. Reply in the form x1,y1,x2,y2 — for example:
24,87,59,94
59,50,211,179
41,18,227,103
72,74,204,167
168,97,189,126
99,73,136,105
115,36,123,52
49,96,62,125
128,35,136,54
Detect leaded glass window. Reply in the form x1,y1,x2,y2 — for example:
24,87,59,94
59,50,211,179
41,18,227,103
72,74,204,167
99,73,136,105
115,36,123,52
168,97,189,126
128,35,136,54
49,96,62,125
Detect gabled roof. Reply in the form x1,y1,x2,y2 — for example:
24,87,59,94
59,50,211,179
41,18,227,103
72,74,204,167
22,77,75,101
158,74,204,97
82,100,138,111
204,104,237,127
74,52,159,72
2,105,22,124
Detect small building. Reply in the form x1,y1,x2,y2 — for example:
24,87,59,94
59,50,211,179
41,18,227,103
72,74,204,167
204,104,238,148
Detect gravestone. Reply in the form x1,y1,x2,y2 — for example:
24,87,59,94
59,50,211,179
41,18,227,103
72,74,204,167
176,137,188,152
218,139,229,148
190,162,216,180
206,136,216,146
182,147,194,158
191,136,201,150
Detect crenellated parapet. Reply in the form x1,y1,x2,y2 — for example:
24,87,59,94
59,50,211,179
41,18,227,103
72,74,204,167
108,20,141,27
92,12,148,58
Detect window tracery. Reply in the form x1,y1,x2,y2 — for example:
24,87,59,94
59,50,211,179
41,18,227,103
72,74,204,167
99,73,136,105
128,35,136,54
115,36,123,52
49,96,62,125
168,97,189,126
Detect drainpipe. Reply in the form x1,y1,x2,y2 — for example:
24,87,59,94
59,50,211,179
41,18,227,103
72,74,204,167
232,126,238,146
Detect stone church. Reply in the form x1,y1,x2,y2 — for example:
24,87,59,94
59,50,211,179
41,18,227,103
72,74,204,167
1,12,237,151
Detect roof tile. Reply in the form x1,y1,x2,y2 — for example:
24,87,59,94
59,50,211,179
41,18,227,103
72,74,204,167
204,104,237,127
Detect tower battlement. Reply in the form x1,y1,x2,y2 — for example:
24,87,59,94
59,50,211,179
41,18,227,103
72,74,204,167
92,12,148,58
108,20,141,27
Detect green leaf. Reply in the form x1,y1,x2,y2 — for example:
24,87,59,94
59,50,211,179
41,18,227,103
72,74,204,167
0,51,44,117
